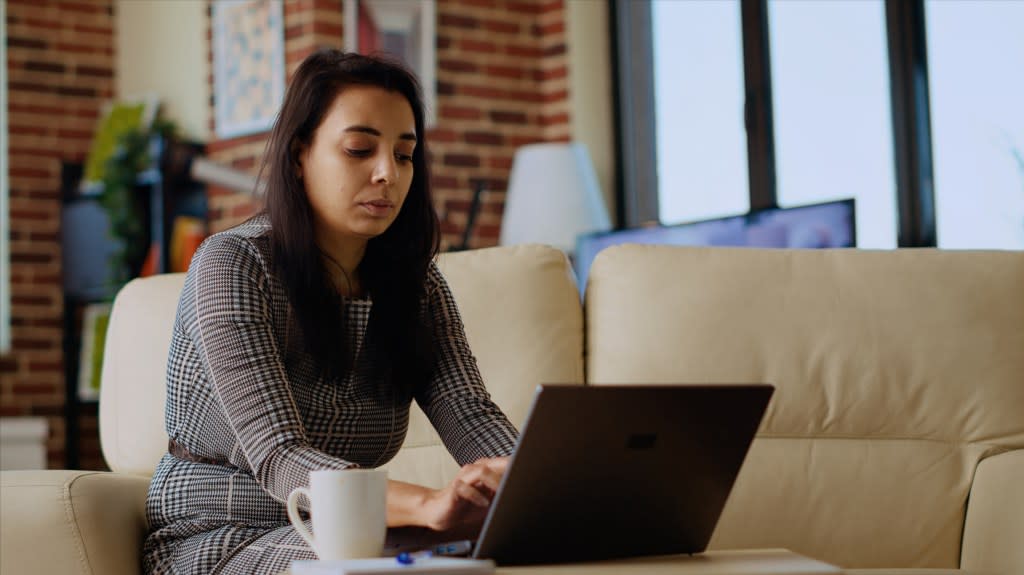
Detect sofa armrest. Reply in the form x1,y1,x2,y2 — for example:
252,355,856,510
1,470,150,575
961,450,1024,575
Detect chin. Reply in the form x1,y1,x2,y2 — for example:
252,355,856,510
353,222,396,238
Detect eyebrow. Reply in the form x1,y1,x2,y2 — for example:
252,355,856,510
343,125,417,142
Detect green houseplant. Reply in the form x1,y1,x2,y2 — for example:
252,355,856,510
97,118,177,284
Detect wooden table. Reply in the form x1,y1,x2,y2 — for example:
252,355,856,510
285,549,843,574
495,549,841,574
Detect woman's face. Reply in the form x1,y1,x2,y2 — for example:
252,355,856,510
299,85,417,244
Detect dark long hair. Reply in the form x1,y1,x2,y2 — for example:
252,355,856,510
260,49,440,393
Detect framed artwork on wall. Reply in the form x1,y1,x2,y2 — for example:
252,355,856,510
345,0,437,127
213,0,285,139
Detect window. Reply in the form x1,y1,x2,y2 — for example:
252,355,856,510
926,0,1024,249
617,0,1023,249
652,0,749,224
768,0,897,248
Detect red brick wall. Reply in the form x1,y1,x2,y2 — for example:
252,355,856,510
206,0,570,250
2,0,115,470
432,0,567,248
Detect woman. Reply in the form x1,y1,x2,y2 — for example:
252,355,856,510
143,49,518,574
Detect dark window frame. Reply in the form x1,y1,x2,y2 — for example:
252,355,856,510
886,0,937,247
741,0,777,211
610,0,660,228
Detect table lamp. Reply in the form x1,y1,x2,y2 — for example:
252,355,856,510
499,142,611,253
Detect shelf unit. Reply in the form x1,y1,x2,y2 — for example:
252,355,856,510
60,135,206,469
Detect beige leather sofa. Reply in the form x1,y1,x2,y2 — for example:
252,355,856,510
2,244,1021,575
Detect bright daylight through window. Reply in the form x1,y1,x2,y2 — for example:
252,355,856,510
652,0,749,225
926,0,1024,249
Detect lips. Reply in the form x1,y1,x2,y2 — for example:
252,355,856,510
360,199,395,217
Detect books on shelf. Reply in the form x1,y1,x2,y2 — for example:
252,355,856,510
169,215,207,273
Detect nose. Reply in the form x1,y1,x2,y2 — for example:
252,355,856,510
372,151,398,185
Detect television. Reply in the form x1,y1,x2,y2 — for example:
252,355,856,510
574,198,856,293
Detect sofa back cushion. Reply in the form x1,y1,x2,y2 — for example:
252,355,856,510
383,244,585,488
100,273,185,475
100,244,584,481
584,246,1024,570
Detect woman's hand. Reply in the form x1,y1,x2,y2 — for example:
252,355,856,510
421,456,510,532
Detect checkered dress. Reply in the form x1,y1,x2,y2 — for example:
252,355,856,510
142,216,519,575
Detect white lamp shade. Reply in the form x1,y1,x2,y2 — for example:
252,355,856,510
499,142,612,252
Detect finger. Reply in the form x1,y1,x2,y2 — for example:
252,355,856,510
470,456,510,477
478,466,503,492
459,464,503,494
469,479,496,501
483,457,510,475
454,480,491,507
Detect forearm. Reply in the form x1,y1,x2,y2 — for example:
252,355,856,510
386,479,436,527
421,395,519,465
257,443,355,505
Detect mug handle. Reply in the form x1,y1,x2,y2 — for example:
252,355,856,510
287,487,318,555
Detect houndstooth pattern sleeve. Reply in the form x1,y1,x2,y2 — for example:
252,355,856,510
414,264,519,465
186,234,355,504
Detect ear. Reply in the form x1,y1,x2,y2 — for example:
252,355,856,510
291,140,306,180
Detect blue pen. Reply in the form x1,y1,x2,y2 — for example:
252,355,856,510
431,540,473,556
396,540,474,564
395,550,433,565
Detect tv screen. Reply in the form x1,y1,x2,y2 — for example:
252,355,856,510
574,198,856,294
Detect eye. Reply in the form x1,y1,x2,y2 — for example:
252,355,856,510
395,151,413,163
346,148,372,158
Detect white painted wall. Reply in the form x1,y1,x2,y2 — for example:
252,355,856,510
117,0,210,142
567,0,616,223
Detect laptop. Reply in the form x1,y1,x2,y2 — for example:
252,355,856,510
387,383,774,565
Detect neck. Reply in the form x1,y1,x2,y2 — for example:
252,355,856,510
316,231,367,297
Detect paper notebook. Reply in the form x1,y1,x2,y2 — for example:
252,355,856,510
291,557,495,575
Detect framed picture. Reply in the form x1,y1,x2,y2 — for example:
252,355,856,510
213,0,286,139
78,303,113,402
345,0,437,127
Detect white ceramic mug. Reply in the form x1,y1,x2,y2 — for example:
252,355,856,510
287,469,388,560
